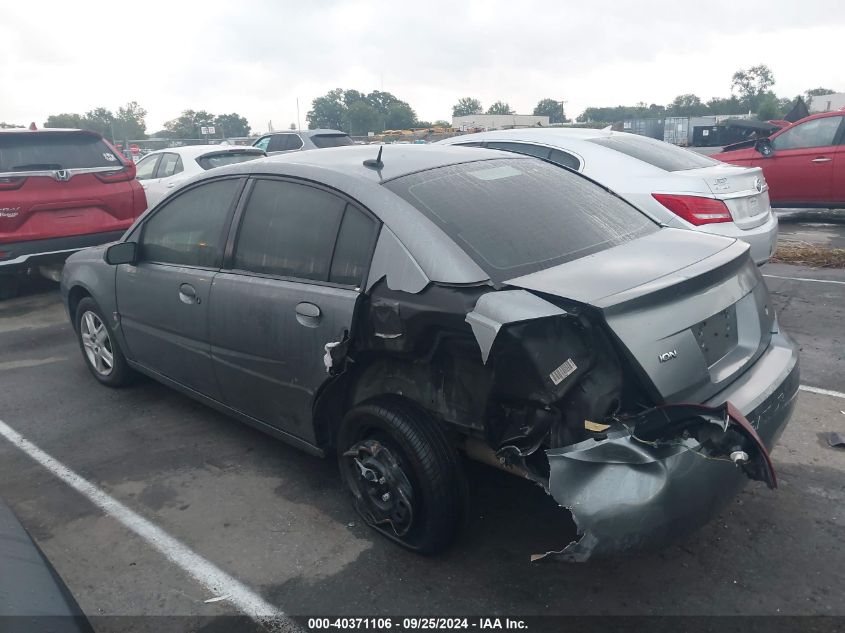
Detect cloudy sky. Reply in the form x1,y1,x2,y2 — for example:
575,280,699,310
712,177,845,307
2,0,843,134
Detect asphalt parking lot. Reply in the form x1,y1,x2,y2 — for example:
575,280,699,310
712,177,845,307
0,223,843,629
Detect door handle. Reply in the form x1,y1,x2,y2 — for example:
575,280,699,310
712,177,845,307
295,302,321,327
179,283,201,305
811,157,832,163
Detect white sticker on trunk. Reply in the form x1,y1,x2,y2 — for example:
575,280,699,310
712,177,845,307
550,358,577,385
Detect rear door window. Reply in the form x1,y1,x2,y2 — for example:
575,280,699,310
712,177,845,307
386,157,657,282
311,134,354,148
588,134,717,171
485,141,551,160
547,148,581,170
329,205,378,286
139,178,241,268
233,179,346,281
253,137,271,152
135,154,160,180
0,132,121,171
156,153,182,178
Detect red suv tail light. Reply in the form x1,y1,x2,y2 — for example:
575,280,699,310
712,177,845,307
0,176,26,191
94,161,136,184
652,193,733,226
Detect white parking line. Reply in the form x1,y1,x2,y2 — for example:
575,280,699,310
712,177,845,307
763,274,845,286
800,385,845,400
0,418,299,632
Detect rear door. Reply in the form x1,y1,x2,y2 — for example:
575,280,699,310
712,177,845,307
115,177,244,397
141,152,183,206
0,131,139,245
209,178,378,442
754,115,844,205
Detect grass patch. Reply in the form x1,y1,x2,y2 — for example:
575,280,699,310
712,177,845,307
772,244,845,268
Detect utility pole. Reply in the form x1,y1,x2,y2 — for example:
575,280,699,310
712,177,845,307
296,98,301,131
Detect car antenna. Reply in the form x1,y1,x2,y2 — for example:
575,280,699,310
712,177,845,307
363,145,384,169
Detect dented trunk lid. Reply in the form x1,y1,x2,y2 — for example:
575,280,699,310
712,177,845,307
505,227,775,404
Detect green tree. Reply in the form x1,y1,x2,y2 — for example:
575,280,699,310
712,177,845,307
756,92,783,120
731,64,775,111
365,90,404,114
44,113,86,129
113,101,147,140
307,89,346,129
533,98,566,124
452,97,482,117
486,101,513,115
666,93,704,117
385,102,416,130
214,113,251,137
82,108,116,137
414,120,433,128
344,101,382,135
433,120,450,127
705,96,746,115
163,110,216,138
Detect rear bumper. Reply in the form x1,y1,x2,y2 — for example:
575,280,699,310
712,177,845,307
697,211,779,265
540,330,799,561
0,231,125,270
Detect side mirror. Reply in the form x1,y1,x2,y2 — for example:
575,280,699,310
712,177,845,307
755,138,774,157
105,241,137,265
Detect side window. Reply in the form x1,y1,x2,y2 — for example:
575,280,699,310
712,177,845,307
547,148,581,170
284,134,304,151
485,141,551,160
156,153,181,178
135,155,160,180
330,205,378,286
233,180,346,281
267,135,289,153
139,179,241,268
773,116,843,150
253,137,271,152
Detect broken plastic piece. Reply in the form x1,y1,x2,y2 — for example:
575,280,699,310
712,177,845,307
584,420,610,432
825,432,845,448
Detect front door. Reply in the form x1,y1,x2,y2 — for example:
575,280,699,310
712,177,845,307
756,115,844,205
209,178,379,442
115,177,244,398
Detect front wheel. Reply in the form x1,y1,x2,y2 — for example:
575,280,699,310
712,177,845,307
337,397,465,554
75,297,133,387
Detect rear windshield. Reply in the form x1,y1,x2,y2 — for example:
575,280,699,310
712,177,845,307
196,150,265,170
0,132,120,172
588,135,717,171
311,134,354,148
385,158,657,281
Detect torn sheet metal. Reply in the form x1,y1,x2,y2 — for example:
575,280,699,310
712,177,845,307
536,401,782,563
365,227,431,294
465,290,566,363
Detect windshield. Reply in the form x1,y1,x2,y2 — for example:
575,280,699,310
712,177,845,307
386,158,657,282
311,134,354,148
196,151,265,170
588,134,718,171
0,132,120,172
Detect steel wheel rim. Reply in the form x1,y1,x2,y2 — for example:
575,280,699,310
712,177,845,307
80,310,114,376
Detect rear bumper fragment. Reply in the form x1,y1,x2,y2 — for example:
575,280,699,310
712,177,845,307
0,231,125,269
536,331,799,562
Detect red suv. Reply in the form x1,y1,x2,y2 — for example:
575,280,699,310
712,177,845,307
717,111,845,208
0,128,146,283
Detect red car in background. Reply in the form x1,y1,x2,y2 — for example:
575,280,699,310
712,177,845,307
717,111,845,208
0,128,146,293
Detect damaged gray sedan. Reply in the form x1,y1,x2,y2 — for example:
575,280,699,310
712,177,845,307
60,145,799,560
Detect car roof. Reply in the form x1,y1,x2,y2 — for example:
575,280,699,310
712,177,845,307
260,129,349,138
445,127,615,144
0,128,101,137
145,144,264,159
212,143,520,183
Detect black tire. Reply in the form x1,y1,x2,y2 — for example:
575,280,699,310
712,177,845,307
75,297,133,387
337,396,465,555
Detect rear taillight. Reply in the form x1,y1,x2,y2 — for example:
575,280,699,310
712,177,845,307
652,193,732,226
94,161,136,183
0,176,26,191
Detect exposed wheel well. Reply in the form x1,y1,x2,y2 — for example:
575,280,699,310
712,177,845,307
67,286,92,329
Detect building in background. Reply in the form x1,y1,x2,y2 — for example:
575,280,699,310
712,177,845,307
808,92,845,113
452,114,549,131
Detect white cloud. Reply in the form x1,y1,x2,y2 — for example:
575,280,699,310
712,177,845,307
1,0,842,133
